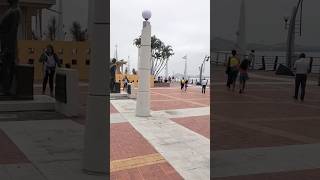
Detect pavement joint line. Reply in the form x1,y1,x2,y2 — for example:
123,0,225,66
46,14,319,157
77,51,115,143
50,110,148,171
110,153,166,172
214,115,320,123
222,119,319,144
151,91,209,107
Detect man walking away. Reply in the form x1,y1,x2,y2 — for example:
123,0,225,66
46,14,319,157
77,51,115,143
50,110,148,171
248,50,255,69
201,79,208,94
293,53,310,101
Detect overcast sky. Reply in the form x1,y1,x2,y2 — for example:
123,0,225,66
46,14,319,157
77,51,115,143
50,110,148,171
110,0,210,76
44,0,210,77
213,0,320,46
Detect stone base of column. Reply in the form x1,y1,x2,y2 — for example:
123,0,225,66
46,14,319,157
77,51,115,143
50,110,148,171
83,95,109,174
136,91,150,117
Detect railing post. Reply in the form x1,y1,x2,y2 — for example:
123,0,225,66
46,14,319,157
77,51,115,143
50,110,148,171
309,57,313,73
215,52,219,64
274,56,278,71
262,56,266,70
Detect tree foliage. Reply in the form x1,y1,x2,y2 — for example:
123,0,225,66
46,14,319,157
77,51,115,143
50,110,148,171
134,35,174,77
70,21,86,41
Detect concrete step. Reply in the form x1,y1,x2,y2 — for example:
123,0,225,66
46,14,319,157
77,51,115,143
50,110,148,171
0,95,55,112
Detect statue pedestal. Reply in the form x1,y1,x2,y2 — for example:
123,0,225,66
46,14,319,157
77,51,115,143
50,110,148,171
0,64,34,100
16,64,34,100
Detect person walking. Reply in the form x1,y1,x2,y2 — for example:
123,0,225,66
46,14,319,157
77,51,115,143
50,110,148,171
248,50,255,69
239,59,250,94
180,78,185,91
184,79,189,92
226,50,240,91
39,44,61,97
201,79,208,94
293,53,310,101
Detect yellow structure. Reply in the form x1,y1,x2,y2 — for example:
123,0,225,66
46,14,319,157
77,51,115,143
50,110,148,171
17,40,155,87
116,74,154,88
18,40,90,81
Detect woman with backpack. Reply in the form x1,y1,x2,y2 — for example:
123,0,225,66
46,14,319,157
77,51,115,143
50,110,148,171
226,50,240,91
39,44,61,97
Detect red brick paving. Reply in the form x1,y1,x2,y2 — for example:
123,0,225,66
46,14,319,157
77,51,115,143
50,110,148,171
212,121,302,151
111,122,157,161
171,115,210,139
0,129,30,164
110,122,183,179
256,119,320,140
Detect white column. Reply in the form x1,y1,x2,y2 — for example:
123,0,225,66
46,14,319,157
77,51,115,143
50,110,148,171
57,0,64,40
184,57,188,79
136,20,151,117
83,0,109,175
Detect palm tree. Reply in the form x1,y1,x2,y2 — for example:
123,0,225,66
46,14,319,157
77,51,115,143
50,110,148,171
154,45,174,77
70,21,86,41
133,35,174,76
47,17,57,41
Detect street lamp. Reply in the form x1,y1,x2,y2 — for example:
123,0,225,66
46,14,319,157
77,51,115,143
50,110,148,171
285,0,304,69
142,10,152,21
199,56,210,84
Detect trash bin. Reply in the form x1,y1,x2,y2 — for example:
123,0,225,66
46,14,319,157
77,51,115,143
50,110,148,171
127,83,132,94
114,82,120,93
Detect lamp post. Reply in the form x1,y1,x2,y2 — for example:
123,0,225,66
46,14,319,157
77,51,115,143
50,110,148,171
136,10,152,117
199,56,210,83
285,0,304,69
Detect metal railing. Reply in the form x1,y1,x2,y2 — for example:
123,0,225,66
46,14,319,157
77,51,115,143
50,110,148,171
211,51,320,74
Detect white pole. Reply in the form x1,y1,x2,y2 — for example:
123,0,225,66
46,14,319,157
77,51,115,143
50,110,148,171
237,0,246,58
184,56,188,79
165,60,169,79
57,0,64,40
136,14,151,117
83,0,109,174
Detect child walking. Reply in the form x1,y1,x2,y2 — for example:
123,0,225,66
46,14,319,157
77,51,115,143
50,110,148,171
239,59,250,94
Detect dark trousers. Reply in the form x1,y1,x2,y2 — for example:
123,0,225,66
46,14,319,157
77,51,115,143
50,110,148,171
295,74,307,100
202,85,206,94
43,67,55,93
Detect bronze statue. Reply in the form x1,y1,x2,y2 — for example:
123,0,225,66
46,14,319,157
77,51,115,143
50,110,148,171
0,0,21,95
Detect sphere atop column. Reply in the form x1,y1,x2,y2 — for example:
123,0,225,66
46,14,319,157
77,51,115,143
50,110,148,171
142,10,152,21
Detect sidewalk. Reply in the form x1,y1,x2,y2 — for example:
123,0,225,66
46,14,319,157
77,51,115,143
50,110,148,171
212,65,320,179
110,87,210,179
0,85,210,179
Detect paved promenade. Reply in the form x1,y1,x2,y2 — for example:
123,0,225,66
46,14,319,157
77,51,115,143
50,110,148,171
212,65,320,179
0,83,210,179
110,86,210,179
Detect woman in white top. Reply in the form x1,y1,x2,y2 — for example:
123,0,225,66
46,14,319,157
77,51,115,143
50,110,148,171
39,45,61,96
